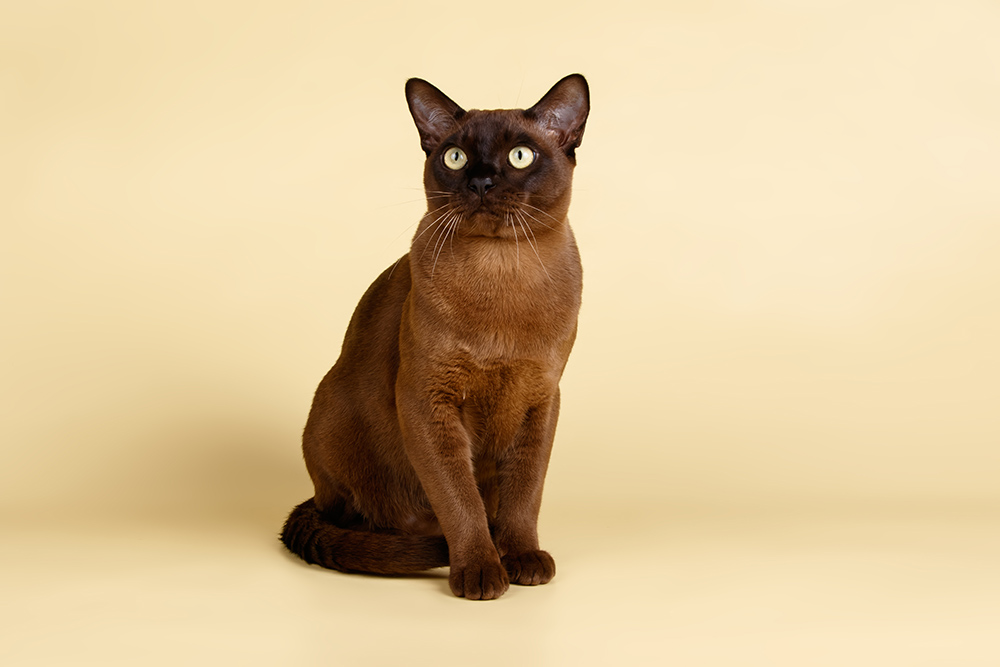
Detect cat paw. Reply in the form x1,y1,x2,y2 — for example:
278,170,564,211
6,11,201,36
501,550,556,586
449,556,510,600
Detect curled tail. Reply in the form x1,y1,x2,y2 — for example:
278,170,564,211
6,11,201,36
280,498,449,574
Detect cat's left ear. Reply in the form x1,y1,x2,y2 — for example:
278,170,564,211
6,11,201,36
405,78,466,156
526,74,590,157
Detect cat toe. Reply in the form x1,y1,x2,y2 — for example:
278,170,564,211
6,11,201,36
449,557,510,600
502,550,556,586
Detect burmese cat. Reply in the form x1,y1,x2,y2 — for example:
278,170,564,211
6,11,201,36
281,74,589,600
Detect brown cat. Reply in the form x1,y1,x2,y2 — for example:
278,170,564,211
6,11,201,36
280,74,589,600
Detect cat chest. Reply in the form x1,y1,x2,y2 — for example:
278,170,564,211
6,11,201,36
450,356,560,422
459,364,554,453
429,300,575,369
433,273,579,351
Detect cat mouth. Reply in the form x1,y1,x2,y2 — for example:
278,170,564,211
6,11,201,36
462,205,520,235
465,209,548,245
433,195,551,241
464,194,531,221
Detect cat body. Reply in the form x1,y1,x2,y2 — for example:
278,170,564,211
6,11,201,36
281,75,589,600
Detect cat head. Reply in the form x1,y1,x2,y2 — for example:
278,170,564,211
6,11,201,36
405,75,589,239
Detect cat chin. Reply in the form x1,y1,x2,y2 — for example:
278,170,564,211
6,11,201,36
460,214,524,239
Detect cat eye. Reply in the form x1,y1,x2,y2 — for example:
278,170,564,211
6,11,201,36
443,147,468,170
508,146,535,169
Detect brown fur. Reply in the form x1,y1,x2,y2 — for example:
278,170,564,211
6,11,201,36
281,75,589,599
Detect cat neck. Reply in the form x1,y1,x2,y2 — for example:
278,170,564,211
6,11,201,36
406,220,582,361
410,217,575,286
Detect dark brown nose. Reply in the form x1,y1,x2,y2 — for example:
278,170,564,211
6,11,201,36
468,176,495,198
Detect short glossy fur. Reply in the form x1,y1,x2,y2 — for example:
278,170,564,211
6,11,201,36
281,75,589,599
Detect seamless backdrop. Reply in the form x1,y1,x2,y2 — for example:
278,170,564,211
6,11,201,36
2,1,999,665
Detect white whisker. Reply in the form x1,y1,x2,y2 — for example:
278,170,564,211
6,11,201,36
385,201,454,250
387,254,406,279
432,213,461,277
507,211,520,269
414,204,456,245
417,208,457,262
515,209,551,282
518,201,563,228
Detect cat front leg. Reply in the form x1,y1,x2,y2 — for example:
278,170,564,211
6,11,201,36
492,390,560,586
396,376,510,600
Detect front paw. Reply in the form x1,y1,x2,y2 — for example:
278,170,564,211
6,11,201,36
449,555,510,600
501,550,556,586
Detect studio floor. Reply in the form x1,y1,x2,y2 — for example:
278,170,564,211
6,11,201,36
4,504,998,666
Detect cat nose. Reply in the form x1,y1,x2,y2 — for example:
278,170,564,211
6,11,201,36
468,176,495,198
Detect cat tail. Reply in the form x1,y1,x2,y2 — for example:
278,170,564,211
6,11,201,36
280,498,449,574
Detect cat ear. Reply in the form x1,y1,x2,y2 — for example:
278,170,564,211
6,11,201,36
405,78,466,155
526,74,590,157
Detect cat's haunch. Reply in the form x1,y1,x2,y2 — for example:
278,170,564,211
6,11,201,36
281,75,589,600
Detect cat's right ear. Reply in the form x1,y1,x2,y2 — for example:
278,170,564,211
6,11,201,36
526,74,590,158
405,79,466,156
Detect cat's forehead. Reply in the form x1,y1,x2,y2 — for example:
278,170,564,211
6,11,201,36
452,109,539,148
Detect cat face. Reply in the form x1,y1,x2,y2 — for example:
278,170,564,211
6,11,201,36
406,75,589,239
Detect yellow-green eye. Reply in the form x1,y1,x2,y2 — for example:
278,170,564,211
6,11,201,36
508,146,535,169
443,147,468,170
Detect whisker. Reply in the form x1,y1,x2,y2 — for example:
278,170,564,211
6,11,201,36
507,211,520,268
432,213,461,277
517,206,559,232
518,201,564,226
421,201,454,219
429,212,455,258
448,212,459,260
387,254,406,279
387,201,451,252
417,208,457,261
412,205,456,245
514,191,559,202
431,212,459,265
515,209,551,282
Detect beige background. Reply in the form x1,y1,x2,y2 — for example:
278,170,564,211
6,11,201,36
2,1,999,665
